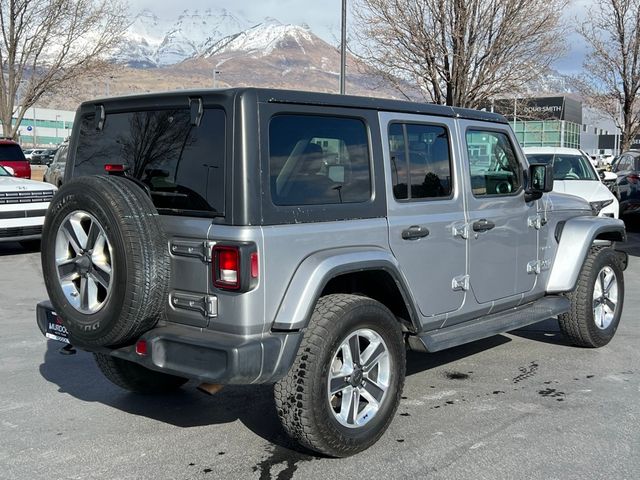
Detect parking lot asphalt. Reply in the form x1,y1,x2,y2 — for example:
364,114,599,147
0,237,638,480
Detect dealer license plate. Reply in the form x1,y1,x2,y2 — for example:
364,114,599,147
44,310,70,344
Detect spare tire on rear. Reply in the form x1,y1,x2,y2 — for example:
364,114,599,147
41,175,170,347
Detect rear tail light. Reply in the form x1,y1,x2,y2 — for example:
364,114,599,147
214,246,240,289
212,243,259,291
627,173,639,184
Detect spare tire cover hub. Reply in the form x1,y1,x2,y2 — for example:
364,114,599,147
54,210,113,314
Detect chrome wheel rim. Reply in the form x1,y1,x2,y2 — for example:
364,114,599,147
54,210,114,314
593,266,618,330
327,328,391,429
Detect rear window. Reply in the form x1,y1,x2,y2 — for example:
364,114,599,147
74,108,225,215
269,115,371,206
0,144,26,161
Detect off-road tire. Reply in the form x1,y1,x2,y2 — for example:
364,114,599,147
94,353,187,394
274,294,405,457
41,175,170,347
558,246,624,347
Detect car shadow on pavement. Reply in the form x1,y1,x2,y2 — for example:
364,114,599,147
0,241,39,256
507,317,575,346
38,332,525,454
39,340,300,451
37,318,574,461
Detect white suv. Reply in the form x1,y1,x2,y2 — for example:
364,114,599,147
0,165,56,246
523,147,619,218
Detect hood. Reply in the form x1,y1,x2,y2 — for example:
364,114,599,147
544,191,592,214
553,180,614,202
0,176,57,193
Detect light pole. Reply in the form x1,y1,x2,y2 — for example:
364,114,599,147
339,0,347,95
55,114,60,142
213,69,221,88
32,105,37,147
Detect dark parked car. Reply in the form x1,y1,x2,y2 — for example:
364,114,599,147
610,150,640,217
30,148,58,165
42,143,67,187
0,139,31,178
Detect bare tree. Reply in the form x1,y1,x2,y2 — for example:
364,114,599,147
0,0,129,139
577,0,640,152
352,0,567,108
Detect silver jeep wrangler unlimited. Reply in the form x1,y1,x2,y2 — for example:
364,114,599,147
37,88,627,457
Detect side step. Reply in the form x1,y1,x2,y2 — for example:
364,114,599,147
412,296,570,353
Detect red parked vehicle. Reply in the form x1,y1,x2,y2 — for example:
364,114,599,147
0,139,31,179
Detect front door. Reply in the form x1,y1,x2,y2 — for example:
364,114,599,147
461,123,538,305
381,113,467,328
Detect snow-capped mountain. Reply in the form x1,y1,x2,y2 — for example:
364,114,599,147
44,8,577,111
204,18,315,57
112,9,253,67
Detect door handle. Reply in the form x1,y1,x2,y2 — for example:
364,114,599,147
402,225,430,240
472,219,495,232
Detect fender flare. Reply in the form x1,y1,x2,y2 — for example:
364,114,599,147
546,216,626,293
271,246,419,331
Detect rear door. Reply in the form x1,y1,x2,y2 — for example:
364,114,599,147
461,123,538,307
381,113,466,328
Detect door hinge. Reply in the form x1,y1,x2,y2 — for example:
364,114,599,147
170,292,218,318
452,223,469,239
527,260,541,274
452,274,470,291
527,214,547,230
170,240,216,262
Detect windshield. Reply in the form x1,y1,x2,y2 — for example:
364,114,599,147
74,108,226,215
526,153,598,181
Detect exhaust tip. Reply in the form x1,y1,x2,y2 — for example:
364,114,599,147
197,383,225,396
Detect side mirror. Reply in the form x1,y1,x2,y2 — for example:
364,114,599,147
602,171,617,182
4,166,15,176
525,163,553,201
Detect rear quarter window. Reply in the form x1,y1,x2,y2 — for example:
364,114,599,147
269,115,371,206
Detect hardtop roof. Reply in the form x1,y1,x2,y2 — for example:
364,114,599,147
81,87,509,125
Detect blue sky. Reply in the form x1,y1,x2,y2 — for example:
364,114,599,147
130,0,590,75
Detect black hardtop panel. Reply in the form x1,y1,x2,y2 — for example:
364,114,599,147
78,89,240,113
78,87,508,124
255,88,508,124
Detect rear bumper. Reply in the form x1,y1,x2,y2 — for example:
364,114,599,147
36,301,301,385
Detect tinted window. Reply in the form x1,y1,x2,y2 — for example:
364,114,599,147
74,108,225,215
54,146,68,164
466,130,521,196
388,123,452,200
616,154,634,171
0,144,26,161
270,115,371,206
525,153,598,181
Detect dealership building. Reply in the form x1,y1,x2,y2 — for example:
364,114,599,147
0,107,75,147
486,96,616,155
